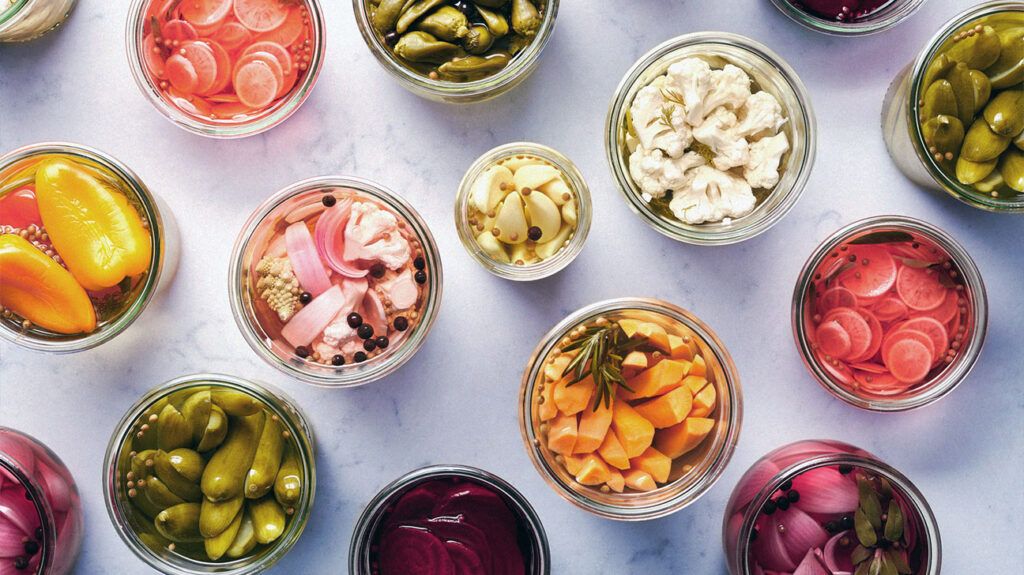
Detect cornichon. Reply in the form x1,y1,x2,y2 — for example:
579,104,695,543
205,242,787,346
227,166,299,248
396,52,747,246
144,475,187,510
204,506,244,561
225,511,257,559
154,450,203,502
200,495,245,539
155,503,203,543
157,404,192,452
197,405,228,452
181,390,212,443
250,497,287,545
201,411,265,502
438,53,511,79
244,415,285,500
211,390,261,416
274,447,302,508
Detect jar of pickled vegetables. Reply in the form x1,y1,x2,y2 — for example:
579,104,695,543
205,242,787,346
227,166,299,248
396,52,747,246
723,440,941,575
126,0,326,138
349,464,550,573
792,216,988,411
520,298,742,520
0,142,179,353
882,1,1024,211
103,373,316,574
229,176,443,387
767,0,927,36
0,0,76,42
0,427,83,574
354,0,559,103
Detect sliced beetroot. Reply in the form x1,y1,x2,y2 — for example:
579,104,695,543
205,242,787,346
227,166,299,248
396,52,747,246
379,525,455,575
444,540,488,575
896,265,947,311
434,484,525,575
838,245,897,298
421,517,493,572
387,482,449,525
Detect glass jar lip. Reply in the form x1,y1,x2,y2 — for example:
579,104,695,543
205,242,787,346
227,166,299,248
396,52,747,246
519,297,743,520
729,443,941,575
905,1,1024,212
454,141,592,281
101,373,317,575
791,215,989,411
348,464,550,574
767,0,927,36
0,141,168,353
604,32,816,245
0,427,60,575
228,175,444,387
351,0,558,102
124,0,326,138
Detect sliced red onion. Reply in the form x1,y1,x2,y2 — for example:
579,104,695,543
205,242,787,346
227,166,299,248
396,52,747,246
793,547,830,575
754,515,796,572
36,460,71,513
339,277,368,314
727,512,745,553
285,221,332,296
315,201,369,278
362,290,388,336
0,437,35,476
0,495,38,537
0,515,27,556
823,530,856,573
898,496,917,552
281,284,345,347
791,467,858,515
778,506,829,562
735,459,782,510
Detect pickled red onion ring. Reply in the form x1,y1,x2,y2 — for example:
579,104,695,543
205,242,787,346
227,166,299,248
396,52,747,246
793,548,830,575
315,201,369,278
789,467,858,515
822,530,856,573
281,284,344,347
285,221,331,296
361,289,388,335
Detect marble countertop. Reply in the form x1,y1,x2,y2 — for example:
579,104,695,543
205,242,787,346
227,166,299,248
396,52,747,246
2,0,1023,572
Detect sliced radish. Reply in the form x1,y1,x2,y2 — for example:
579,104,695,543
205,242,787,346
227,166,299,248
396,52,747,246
896,265,947,311
181,0,232,29
817,287,857,315
211,21,252,51
870,295,908,322
815,320,851,359
822,307,872,359
898,317,948,362
211,100,254,118
235,0,289,32
315,201,369,278
233,59,279,108
254,6,305,47
914,287,957,324
816,352,854,385
165,54,199,93
142,34,166,79
162,19,199,41
203,39,233,94
388,269,419,310
181,40,219,94
285,221,331,296
884,338,932,384
849,361,886,374
280,284,344,347
243,41,292,74
846,308,882,363
883,328,936,364
838,245,897,298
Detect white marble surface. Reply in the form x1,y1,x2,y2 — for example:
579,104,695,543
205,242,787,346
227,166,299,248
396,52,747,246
2,0,1023,573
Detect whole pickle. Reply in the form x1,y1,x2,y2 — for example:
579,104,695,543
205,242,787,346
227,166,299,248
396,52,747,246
396,0,447,34
946,63,979,126
211,390,261,416
157,404,192,452
144,475,187,510
197,405,228,452
922,53,955,88
395,31,465,64
129,487,165,520
511,0,541,37
438,53,511,80
476,5,509,37
464,24,495,54
945,25,1002,70
983,90,1024,137
1001,149,1024,192
414,6,469,42
204,505,244,561
155,503,203,543
201,412,265,502
250,497,287,545
154,450,203,502
955,156,997,185
200,495,245,538
986,26,1024,89
181,390,212,443
961,117,1012,162
920,80,958,121
244,415,285,500
274,448,302,508
225,511,257,559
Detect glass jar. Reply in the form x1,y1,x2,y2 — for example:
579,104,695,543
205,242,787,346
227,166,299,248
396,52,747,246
0,142,180,353
767,0,927,36
0,0,76,42
722,440,940,575
125,0,326,138
881,1,1024,212
455,142,592,281
0,427,83,574
605,33,816,245
792,215,988,411
519,298,742,520
102,373,316,575
229,176,443,387
352,0,559,103
348,464,550,574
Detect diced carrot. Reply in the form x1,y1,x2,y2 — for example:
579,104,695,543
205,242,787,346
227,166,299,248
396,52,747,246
690,385,717,418
623,469,657,492
538,382,558,421
574,402,613,454
633,387,693,428
547,413,577,455
611,400,654,458
654,417,715,459
597,432,630,470
575,455,611,486
630,447,672,483
553,374,595,416
619,359,689,400
606,468,625,493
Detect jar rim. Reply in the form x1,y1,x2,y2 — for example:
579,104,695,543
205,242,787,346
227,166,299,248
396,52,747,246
0,428,61,574
791,215,988,411
519,297,743,520
604,32,816,245
101,373,316,575
228,175,443,387
0,141,169,353
454,141,592,281
766,0,928,36
348,464,550,574
124,0,326,138
351,0,559,102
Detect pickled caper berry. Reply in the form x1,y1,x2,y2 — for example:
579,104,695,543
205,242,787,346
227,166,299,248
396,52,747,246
394,317,409,331
415,270,427,284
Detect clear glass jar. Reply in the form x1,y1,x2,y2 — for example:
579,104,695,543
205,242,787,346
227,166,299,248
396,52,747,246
767,0,927,36
881,1,1024,212
722,440,940,575
102,373,316,575
792,215,988,411
348,464,550,574
0,0,76,42
0,142,180,353
352,0,558,103
605,33,816,245
454,142,592,281
0,427,84,574
229,176,443,387
519,298,742,520
125,0,326,138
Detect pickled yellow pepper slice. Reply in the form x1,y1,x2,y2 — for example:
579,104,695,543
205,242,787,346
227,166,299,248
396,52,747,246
0,234,96,334
35,158,152,291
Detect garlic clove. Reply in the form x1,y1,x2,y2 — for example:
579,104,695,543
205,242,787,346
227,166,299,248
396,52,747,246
561,199,577,226
512,164,560,192
523,188,562,240
536,223,573,258
494,191,529,244
476,230,510,263
500,155,546,173
471,164,514,214
537,177,573,206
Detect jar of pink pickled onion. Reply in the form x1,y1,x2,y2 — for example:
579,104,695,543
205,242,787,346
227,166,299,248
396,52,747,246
126,0,325,138
792,216,987,411
722,440,940,575
0,427,83,574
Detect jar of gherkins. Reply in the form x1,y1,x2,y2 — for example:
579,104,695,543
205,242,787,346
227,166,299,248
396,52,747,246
882,1,1024,212
354,0,559,103
103,374,316,574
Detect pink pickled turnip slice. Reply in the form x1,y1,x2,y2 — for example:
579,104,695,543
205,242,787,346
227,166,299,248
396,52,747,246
777,506,829,564
445,540,486,575
754,514,796,572
379,525,455,575
822,530,856,573
388,269,419,310
281,284,344,347
361,290,388,336
315,200,369,278
285,221,331,296
793,547,830,575
790,467,858,515
734,460,782,510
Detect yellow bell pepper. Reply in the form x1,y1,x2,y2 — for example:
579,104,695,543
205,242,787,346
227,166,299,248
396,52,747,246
0,234,97,334
35,158,152,291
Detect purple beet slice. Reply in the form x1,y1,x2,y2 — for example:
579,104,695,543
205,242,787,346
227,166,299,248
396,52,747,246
379,525,455,575
386,482,449,526
420,517,493,572
434,484,525,575
445,540,487,575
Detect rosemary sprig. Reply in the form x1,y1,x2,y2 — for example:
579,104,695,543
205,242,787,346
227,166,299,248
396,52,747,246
559,322,647,411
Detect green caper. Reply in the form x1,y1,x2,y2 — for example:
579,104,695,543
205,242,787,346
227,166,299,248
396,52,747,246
922,115,966,158
372,0,413,34
1000,148,1024,192
414,5,469,42
476,5,509,37
973,170,1005,193
986,26,1024,89
947,63,980,125
983,90,1024,137
396,0,447,34
394,31,465,64
437,53,511,80
922,53,955,88
464,24,495,55
968,69,992,111
955,156,997,185
920,79,958,121
945,25,1002,70
961,117,1012,162
511,0,541,37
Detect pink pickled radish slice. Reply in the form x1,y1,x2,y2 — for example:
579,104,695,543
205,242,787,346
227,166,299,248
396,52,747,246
264,233,287,259
898,317,949,363
823,308,871,359
822,530,856,573
143,34,166,78
388,269,419,310
849,361,886,374
754,513,796,572
846,308,882,363
180,40,218,94
883,329,935,365
233,59,279,108
734,459,781,510
235,0,289,32
162,19,199,41
315,201,369,278
243,41,293,74
793,548,829,575
916,288,957,324
147,0,182,23
361,290,388,335
884,338,933,384
165,53,199,93
180,0,232,28
275,57,299,98
207,93,241,103
838,245,897,298
240,50,284,87
896,265,947,311
815,320,851,359
777,506,829,562
170,90,213,116
280,284,344,347
204,40,232,95
212,101,254,118
212,21,252,51
818,287,857,314
871,295,908,322
816,354,855,385
285,221,331,297
789,467,857,514
254,6,305,47
36,461,71,513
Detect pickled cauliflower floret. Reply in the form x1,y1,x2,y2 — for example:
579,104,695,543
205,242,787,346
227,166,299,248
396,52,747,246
745,132,790,190
255,256,301,322
629,149,706,198
702,65,751,116
735,91,787,140
692,107,750,171
630,85,692,158
669,166,756,224
666,58,713,125
344,202,411,270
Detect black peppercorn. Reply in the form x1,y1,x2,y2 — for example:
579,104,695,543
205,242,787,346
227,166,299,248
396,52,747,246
840,515,854,530
413,256,425,270
375,336,389,349
14,557,28,570
357,324,374,339
299,292,312,304
295,346,310,358
414,270,427,284
34,528,42,541
394,317,409,331
347,312,363,328
332,354,345,366
363,338,377,352
776,496,790,511
23,541,38,556
354,351,368,363
322,194,336,207
838,464,853,474
780,480,793,492
825,521,839,534
787,490,800,503
383,31,399,46
762,500,777,515
749,529,758,542
370,263,386,278
527,226,543,241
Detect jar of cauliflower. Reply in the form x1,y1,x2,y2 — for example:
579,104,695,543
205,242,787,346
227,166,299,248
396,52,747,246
606,33,817,245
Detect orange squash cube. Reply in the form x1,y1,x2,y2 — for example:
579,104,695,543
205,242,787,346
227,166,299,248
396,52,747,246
682,375,708,395
619,360,689,400
618,318,643,337
563,454,586,475
630,447,672,483
633,387,693,429
538,383,559,421
621,351,649,374
553,374,595,416
606,468,625,493
689,354,707,377
611,400,654,458
547,413,578,455
637,322,671,352
575,454,612,486
597,431,630,470
574,401,614,454
668,334,699,360
623,469,657,492
654,417,715,459
544,354,572,381
690,384,717,418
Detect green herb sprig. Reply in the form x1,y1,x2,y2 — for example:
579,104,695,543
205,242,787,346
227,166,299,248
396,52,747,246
851,474,912,575
559,322,648,411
